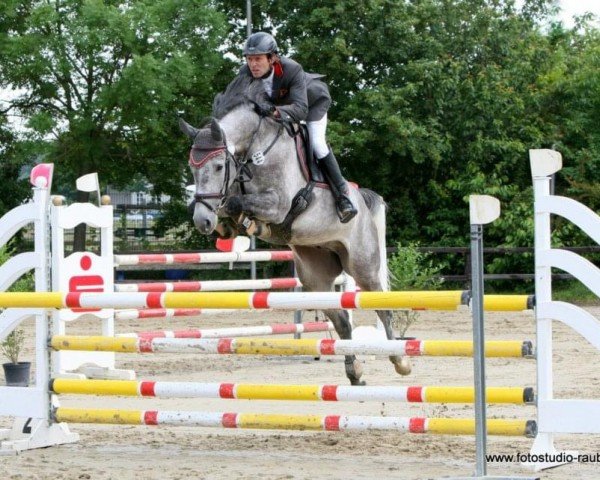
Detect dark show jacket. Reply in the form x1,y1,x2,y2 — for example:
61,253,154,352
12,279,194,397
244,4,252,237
238,57,331,123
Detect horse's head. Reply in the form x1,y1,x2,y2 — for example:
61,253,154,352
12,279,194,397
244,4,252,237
181,78,280,234
180,117,232,234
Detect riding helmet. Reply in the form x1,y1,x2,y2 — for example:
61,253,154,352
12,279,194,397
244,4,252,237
243,32,278,56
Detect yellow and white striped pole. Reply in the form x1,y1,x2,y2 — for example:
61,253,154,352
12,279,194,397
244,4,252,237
53,408,536,437
0,291,533,311
50,379,535,404
483,294,534,311
49,336,534,358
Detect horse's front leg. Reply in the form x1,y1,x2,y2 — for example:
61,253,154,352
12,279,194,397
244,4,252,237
221,190,286,224
214,218,241,239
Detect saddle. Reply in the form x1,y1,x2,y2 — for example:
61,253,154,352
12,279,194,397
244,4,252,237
292,124,328,187
220,122,331,242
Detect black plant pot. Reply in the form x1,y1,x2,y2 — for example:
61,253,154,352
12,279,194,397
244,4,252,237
3,362,31,386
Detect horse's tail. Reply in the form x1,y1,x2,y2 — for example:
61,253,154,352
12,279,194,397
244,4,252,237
359,188,389,291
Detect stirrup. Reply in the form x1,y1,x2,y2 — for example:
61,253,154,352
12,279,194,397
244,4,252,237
336,198,357,223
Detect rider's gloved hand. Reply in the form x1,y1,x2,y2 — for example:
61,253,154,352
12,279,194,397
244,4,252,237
254,102,276,117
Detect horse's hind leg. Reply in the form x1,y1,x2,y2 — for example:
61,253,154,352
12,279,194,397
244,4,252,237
292,246,365,386
376,309,411,375
342,250,412,376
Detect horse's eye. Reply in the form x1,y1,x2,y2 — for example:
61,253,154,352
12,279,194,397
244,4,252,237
216,164,224,172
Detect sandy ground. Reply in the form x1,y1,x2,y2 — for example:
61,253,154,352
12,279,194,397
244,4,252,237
2,305,600,479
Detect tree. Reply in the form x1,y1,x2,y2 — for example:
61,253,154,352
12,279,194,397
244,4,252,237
0,115,31,217
0,0,230,249
218,1,585,251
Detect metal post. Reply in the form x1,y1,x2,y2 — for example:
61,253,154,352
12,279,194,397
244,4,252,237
142,199,147,242
250,236,256,280
447,195,537,479
470,220,487,477
246,0,252,37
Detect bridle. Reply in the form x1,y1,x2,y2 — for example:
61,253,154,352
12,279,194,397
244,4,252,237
188,115,283,213
188,144,232,213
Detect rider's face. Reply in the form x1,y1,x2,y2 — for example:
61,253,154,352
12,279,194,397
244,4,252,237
246,54,272,78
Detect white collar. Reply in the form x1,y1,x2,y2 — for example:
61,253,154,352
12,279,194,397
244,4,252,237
262,69,275,96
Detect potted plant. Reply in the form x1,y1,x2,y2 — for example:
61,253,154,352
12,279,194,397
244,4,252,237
388,242,444,339
1,328,31,386
392,310,419,340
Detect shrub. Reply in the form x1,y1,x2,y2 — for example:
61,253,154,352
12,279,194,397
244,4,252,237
387,242,444,337
1,329,25,364
388,242,444,291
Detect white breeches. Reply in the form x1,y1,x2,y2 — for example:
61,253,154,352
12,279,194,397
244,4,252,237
307,114,329,159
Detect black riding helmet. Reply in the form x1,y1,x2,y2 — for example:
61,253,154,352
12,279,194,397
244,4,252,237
243,32,278,56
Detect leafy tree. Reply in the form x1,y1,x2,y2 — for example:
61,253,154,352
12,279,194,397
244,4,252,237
4,0,600,279
217,0,570,252
0,0,230,248
0,115,31,217
388,241,443,291
541,23,600,205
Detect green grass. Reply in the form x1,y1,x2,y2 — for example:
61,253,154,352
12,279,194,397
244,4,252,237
552,280,599,305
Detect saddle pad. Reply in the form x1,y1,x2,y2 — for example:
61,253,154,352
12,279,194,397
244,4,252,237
294,125,327,186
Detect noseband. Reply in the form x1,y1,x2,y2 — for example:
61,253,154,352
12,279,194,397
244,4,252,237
189,144,232,213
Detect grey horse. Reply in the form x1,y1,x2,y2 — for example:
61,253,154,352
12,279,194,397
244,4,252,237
180,77,410,385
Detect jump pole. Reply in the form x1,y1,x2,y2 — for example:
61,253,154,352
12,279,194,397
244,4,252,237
114,275,345,293
50,379,535,404
113,308,244,320
49,336,534,357
114,250,294,266
52,408,536,437
0,290,532,311
117,321,335,339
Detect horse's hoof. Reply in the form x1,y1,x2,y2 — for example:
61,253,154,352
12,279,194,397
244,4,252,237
394,358,412,375
352,359,364,379
349,379,366,386
345,358,364,385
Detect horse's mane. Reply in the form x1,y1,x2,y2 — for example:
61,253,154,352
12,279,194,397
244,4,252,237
212,75,271,119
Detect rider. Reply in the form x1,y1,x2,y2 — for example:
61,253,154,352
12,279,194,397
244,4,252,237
236,31,357,223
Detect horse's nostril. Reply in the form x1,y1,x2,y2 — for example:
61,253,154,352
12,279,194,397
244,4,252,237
204,219,212,230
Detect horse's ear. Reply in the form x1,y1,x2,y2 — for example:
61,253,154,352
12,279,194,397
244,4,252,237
210,118,223,142
179,117,199,139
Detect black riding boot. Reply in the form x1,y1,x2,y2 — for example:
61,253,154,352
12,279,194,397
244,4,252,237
319,150,357,223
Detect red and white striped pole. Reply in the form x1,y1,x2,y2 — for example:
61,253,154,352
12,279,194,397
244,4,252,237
118,321,335,340
114,250,294,266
